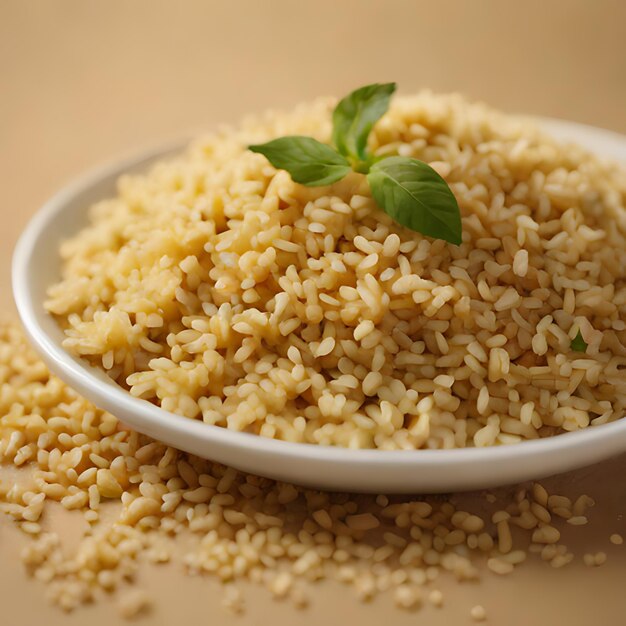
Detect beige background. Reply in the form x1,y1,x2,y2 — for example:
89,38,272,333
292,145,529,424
1,1,625,624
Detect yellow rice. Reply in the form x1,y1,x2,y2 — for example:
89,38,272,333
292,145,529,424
45,92,626,449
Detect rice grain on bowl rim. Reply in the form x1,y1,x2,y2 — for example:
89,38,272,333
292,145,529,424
44,92,626,450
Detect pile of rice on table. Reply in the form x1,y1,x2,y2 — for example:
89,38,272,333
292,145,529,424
45,92,626,449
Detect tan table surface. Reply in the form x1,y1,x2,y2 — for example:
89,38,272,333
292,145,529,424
1,1,625,624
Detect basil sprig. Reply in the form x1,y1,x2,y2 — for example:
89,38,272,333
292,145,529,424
249,136,351,186
332,82,396,163
571,329,588,353
249,83,462,245
368,156,462,245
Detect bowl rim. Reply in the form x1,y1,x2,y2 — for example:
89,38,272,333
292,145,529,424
11,117,626,478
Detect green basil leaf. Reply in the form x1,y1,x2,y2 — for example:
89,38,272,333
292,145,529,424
367,156,462,245
249,136,351,186
571,330,588,353
332,82,396,162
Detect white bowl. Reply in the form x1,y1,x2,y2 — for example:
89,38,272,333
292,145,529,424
12,118,626,493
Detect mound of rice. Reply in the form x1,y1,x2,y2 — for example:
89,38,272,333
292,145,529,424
45,92,626,449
